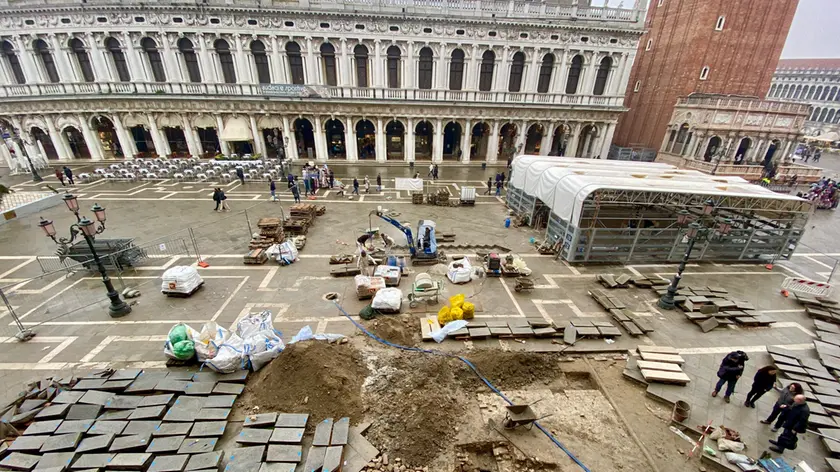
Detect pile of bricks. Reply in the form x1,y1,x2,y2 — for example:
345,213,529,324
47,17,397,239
248,218,285,250
650,284,773,331
589,288,654,336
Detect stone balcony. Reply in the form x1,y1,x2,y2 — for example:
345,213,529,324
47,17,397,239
656,152,822,184
0,81,625,108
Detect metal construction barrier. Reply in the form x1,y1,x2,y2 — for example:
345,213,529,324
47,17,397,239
781,277,832,297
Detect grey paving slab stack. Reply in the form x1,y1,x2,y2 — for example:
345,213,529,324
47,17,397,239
37,452,76,470
24,420,63,436
35,404,70,420
127,405,167,420
76,433,116,453
243,413,277,428
189,421,226,437
152,423,192,437
196,408,230,421
183,383,216,396
78,391,115,407
55,420,93,435
184,451,222,471
312,419,333,446
177,438,218,455
147,454,190,472
98,410,133,421
88,421,127,436
0,452,41,470
258,463,295,472
40,432,83,452
138,394,174,408
72,380,107,391
302,447,326,472
269,428,304,444
223,445,266,472
274,414,308,429
8,436,48,452
322,446,343,472
236,428,272,445
70,453,115,470
211,384,244,395
109,433,152,452
122,421,162,436
265,445,302,463
107,453,154,470
202,396,236,409
104,396,143,411
52,392,84,405
330,418,349,446
65,405,102,421
146,435,186,454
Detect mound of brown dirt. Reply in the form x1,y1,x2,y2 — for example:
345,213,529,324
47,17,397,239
238,341,368,425
363,351,467,466
363,315,419,346
460,351,576,389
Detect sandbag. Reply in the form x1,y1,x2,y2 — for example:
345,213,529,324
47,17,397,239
246,329,285,372
447,258,472,284
171,340,195,360
359,305,376,320
205,334,246,373
462,301,475,319
277,240,298,265
194,322,230,362
164,322,197,360
437,306,451,325
431,319,468,343
717,438,745,452
236,310,275,341
161,266,203,294
450,306,464,321
372,287,402,312
449,294,465,309
168,323,189,345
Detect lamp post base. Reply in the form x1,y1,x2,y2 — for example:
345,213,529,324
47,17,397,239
658,295,676,310
109,299,132,318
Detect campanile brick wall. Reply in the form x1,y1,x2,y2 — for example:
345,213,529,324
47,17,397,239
614,0,799,150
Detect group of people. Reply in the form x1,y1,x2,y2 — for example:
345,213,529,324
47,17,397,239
54,166,75,186
485,171,506,196
713,350,810,454
797,177,839,210
800,147,822,163
427,164,440,180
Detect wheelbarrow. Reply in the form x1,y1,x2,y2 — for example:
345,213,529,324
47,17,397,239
502,403,550,430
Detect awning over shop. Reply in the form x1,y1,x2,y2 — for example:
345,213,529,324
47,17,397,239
220,117,253,142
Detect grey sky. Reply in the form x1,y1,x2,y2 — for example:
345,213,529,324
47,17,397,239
592,0,839,59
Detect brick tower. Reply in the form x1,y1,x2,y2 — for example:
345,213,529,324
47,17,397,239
613,0,800,150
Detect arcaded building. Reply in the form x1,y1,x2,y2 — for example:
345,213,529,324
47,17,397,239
768,58,840,138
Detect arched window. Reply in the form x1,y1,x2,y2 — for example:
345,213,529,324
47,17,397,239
417,47,433,90
354,44,369,87
794,85,803,99
178,38,201,83
320,43,337,86
537,53,554,93
388,46,402,89
807,86,816,100
69,38,94,82
33,39,59,83
593,56,612,95
105,37,129,82
215,39,236,84
449,48,465,91
141,37,166,82
819,108,829,122
565,55,583,94
829,87,838,102
286,42,304,85
699,66,709,80
0,40,26,84
821,87,831,101
478,50,495,92
828,110,837,124
251,40,270,84
508,51,525,92
769,84,777,98
810,107,821,121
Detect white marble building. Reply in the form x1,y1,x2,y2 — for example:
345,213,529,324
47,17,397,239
0,0,644,167
768,58,840,137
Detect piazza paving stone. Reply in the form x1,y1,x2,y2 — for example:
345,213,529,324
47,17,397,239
196,409,229,421
138,394,174,408
109,434,151,453
152,423,193,437
243,413,276,428
269,429,304,444
103,397,142,411
65,405,102,421
122,421,161,436
78,392,115,407
274,414,308,429
189,421,226,437
171,397,205,411
202,396,235,409
147,454,190,472
259,463,295,472
75,434,115,453
265,445,302,463
184,452,222,472
177,438,217,455
224,445,265,465
211,384,243,395
52,392,85,405
190,373,221,383
164,372,194,381
97,410,132,421
145,436,185,454
8,435,48,452
72,380,107,391
217,372,248,383
163,408,198,423
55,421,93,435
12,409,44,425
235,428,272,445
40,433,83,453
107,370,142,382
24,420,63,436
0,452,41,470
70,454,115,470
35,404,70,421
88,421,127,436
106,453,153,470
36,452,77,470
124,373,168,394
154,380,189,393
99,381,134,392
183,383,215,396
127,406,166,421
19,400,47,413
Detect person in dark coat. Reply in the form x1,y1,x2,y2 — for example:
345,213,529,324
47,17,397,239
269,179,277,202
55,168,65,186
329,169,335,189
376,173,382,192
290,179,301,203
500,171,506,188
712,350,749,403
236,167,245,185
762,382,804,431
485,177,493,195
287,173,295,189
432,164,439,180
212,188,222,212
769,394,810,453
63,166,74,185
352,177,359,195
744,366,778,408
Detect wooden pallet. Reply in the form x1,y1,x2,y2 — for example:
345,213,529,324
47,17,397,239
243,248,268,265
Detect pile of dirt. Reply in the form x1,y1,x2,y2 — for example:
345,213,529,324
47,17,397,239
461,351,577,389
363,351,467,466
238,341,368,425
363,315,419,346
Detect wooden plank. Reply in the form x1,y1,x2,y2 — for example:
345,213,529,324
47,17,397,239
636,360,683,372
637,345,679,355
638,351,685,365
640,369,690,385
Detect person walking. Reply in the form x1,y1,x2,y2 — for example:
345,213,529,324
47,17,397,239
219,188,230,211
55,167,65,186
500,171,506,189
329,169,335,189
63,166,74,186
744,365,778,408
769,394,810,454
495,179,502,196
761,382,804,431
303,170,312,196
364,175,370,194
712,350,749,403
485,177,493,195
212,188,222,212
235,167,245,185
433,164,439,180
287,172,294,189
428,163,434,177
376,173,382,192
291,179,301,203
269,178,277,202
352,177,360,195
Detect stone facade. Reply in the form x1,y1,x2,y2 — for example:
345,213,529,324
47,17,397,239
613,0,799,151
768,58,840,137
0,0,646,167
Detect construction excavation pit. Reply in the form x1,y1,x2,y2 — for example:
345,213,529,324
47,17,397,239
235,331,652,472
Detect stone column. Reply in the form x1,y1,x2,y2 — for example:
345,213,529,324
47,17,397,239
339,39,350,87
112,114,137,158
86,33,109,83
554,49,570,94
248,114,264,155
466,45,479,91
45,117,71,160
781,139,793,162
148,115,171,157
539,123,553,156
432,118,444,163
191,127,204,156
196,34,213,84
159,34,179,83
598,122,616,159
526,48,540,92
48,34,73,82
78,115,105,160
344,116,357,162
282,115,297,161
305,37,317,85
215,115,231,156
405,117,415,162
460,119,471,163
181,115,200,158
373,39,382,88
436,42,447,90
566,122,582,157
487,121,501,163
270,36,284,84
121,32,142,83
610,53,627,96
234,35,250,84
582,53,599,95
515,120,527,155
493,46,510,92
312,116,326,162
405,41,415,89
375,117,386,163
15,35,41,84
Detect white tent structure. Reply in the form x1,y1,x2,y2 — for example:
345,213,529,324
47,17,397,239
505,155,811,263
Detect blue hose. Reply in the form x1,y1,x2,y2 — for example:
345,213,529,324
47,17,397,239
332,302,592,472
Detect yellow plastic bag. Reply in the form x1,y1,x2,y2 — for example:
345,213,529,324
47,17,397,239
450,307,464,321
449,294,465,309
437,306,451,325
461,301,475,319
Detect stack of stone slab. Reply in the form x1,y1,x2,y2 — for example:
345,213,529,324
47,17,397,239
419,318,558,342
588,289,655,337
0,376,75,441
649,284,774,331
797,293,840,324
624,345,691,386
596,274,655,289
0,368,249,472
236,412,308,471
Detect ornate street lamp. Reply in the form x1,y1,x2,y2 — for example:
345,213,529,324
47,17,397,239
658,200,732,310
38,195,131,318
